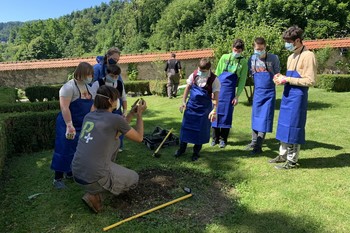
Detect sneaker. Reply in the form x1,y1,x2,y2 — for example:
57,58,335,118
244,142,255,151
219,140,226,148
191,153,200,161
210,141,218,147
275,161,299,170
82,193,102,213
53,179,67,189
250,147,262,155
269,155,287,163
174,149,185,158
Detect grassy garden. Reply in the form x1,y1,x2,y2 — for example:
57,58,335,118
0,86,350,233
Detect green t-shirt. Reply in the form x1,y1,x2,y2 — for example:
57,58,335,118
215,53,248,97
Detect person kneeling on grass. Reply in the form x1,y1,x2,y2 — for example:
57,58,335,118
72,85,146,213
175,58,220,161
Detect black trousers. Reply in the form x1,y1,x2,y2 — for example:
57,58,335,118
251,130,266,149
178,142,202,155
212,127,230,143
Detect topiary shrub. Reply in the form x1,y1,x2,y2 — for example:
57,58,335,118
0,101,60,113
124,81,151,95
25,85,61,102
316,74,350,92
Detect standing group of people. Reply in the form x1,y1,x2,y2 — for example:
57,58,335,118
176,25,316,170
49,25,316,213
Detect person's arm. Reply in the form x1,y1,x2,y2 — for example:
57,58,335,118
233,58,248,105
273,55,281,75
60,96,76,139
248,56,252,76
215,55,225,76
288,52,316,87
93,64,100,82
177,61,182,78
179,84,191,112
124,100,146,142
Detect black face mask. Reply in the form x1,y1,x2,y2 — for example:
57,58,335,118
108,58,117,65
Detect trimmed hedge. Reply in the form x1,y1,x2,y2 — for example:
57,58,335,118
149,80,168,96
2,110,59,156
316,74,350,92
124,81,151,95
25,85,61,102
0,101,60,113
0,87,18,104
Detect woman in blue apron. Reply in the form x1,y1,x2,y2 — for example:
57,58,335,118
175,58,220,161
246,37,280,155
211,39,248,148
51,62,94,189
271,26,316,169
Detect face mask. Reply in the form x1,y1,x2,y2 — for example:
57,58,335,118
285,42,295,51
84,77,92,84
106,75,116,83
233,52,241,58
108,58,117,65
254,50,265,57
197,70,208,78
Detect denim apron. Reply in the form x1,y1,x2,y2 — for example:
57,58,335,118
51,81,93,172
276,47,308,144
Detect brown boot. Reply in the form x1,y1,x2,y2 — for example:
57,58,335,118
82,193,102,213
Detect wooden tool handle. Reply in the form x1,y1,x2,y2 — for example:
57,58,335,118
154,128,173,154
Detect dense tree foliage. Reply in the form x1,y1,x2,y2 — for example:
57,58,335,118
0,0,349,62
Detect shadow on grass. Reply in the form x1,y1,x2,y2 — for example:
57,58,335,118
275,99,332,111
299,153,350,169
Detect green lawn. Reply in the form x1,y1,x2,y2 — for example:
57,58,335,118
1,86,350,233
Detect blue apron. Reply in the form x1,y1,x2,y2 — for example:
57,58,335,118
180,85,212,145
251,59,276,132
276,70,308,144
51,83,93,172
211,71,238,128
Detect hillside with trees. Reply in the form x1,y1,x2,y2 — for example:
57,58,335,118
0,0,349,62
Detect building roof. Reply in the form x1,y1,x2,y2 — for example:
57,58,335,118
1,38,350,71
0,49,213,71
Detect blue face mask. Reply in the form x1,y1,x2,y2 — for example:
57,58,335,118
197,70,208,78
254,50,265,57
84,77,92,84
233,52,241,58
108,58,117,65
285,42,295,51
106,75,116,83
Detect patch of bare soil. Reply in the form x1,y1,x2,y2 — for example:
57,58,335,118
109,168,235,224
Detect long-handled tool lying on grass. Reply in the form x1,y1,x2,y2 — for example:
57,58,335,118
103,187,193,231
152,128,173,158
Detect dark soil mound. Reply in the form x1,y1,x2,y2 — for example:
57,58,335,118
109,168,235,224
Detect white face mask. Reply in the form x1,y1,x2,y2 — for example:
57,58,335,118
84,77,92,84
233,52,241,58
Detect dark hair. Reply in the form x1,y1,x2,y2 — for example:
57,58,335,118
283,25,304,41
106,64,121,76
198,58,211,70
74,62,93,81
103,47,121,64
232,39,245,50
171,53,176,58
253,37,266,46
94,85,120,110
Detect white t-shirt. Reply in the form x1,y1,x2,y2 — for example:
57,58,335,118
186,73,220,93
59,79,93,102
91,79,127,102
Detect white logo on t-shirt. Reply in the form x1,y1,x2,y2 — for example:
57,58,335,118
84,133,94,143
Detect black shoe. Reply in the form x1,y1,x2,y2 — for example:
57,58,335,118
250,147,262,155
191,153,200,161
174,149,185,158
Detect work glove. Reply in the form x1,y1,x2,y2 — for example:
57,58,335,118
65,122,76,140
208,109,217,122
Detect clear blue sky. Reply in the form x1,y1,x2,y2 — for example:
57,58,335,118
0,0,109,23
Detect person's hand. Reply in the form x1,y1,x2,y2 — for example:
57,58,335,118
65,122,76,140
179,101,186,113
232,97,239,106
123,111,127,118
273,73,288,85
208,109,217,122
131,98,140,113
136,98,147,116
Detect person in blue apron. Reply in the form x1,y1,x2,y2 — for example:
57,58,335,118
246,37,280,155
175,58,220,161
211,39,248,148
91,64,127,152
51,62,94,189
270,26,316,169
